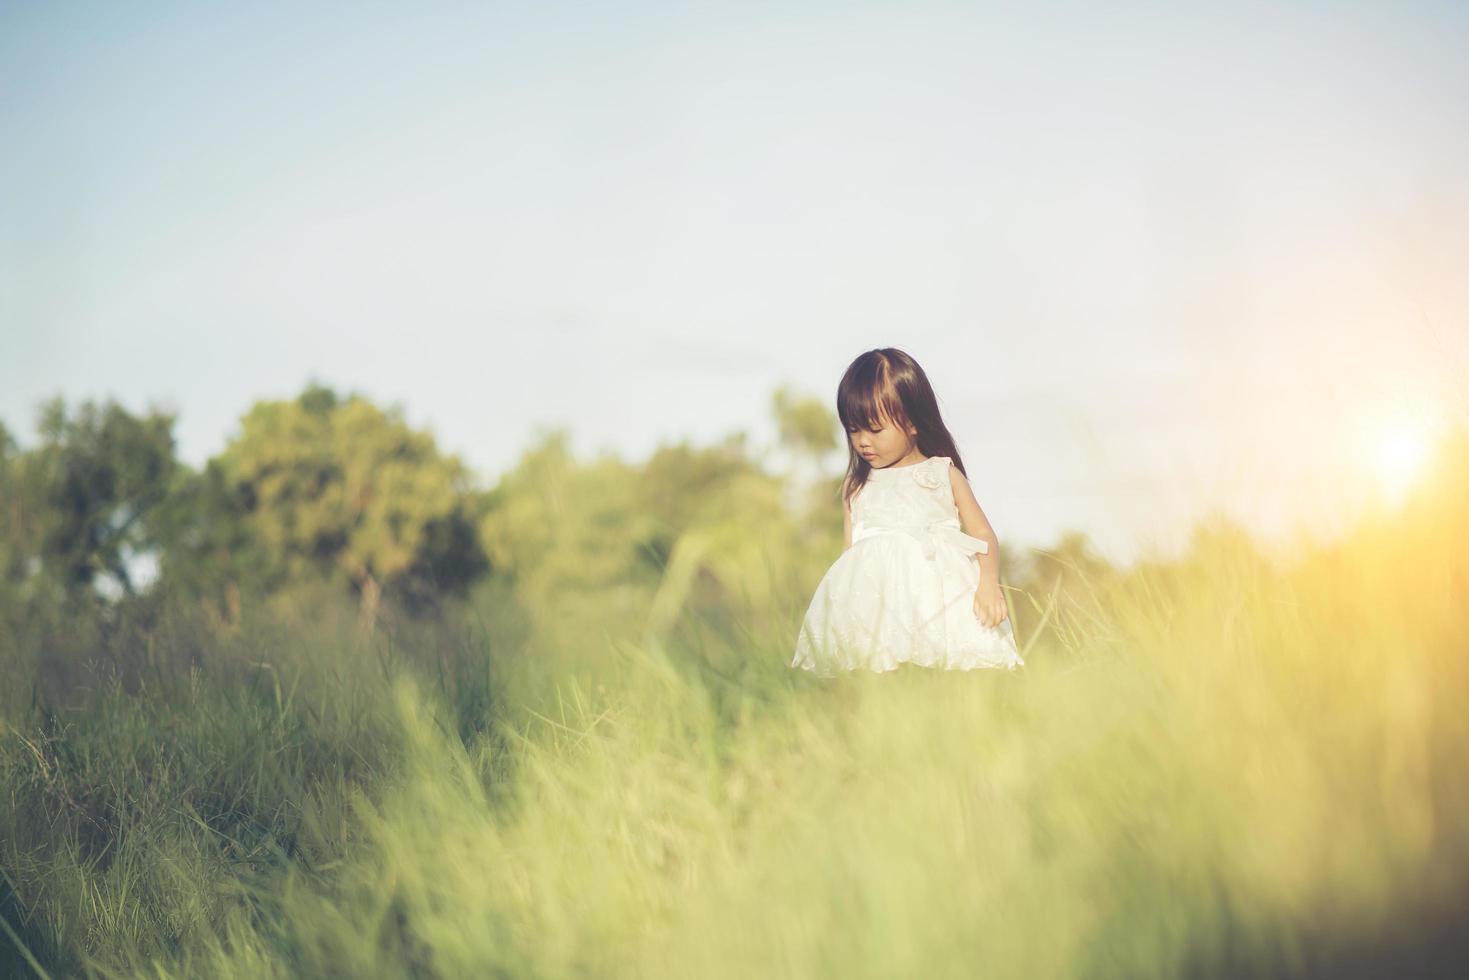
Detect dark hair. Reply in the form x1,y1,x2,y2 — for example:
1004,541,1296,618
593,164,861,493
837,348,967,507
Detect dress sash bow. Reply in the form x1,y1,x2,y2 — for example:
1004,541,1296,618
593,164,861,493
851,519,990,561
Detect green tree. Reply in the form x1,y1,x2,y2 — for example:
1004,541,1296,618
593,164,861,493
149,456,274,630
214,383,489,631
477,430,661,645
771,385,838,460
0,418,27,611
771,386,841,516
3,397,180,605
476,427,809,654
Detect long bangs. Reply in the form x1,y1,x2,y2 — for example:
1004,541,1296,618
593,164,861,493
837,364,907,432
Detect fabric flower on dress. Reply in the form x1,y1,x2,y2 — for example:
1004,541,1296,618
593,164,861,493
912,459,945,490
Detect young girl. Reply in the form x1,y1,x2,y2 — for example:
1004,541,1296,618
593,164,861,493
791,347,1025,676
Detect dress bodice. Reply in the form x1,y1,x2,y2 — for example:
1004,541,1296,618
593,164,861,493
852,455,961,531
850,455,990,561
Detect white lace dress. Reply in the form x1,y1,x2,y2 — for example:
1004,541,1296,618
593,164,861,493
791,455,1024,676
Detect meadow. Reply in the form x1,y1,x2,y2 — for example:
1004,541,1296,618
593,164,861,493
2,415,1466,979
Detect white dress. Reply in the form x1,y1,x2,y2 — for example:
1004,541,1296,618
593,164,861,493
791,455,1024,676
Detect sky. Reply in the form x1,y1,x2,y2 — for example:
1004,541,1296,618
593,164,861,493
3,0,1468,568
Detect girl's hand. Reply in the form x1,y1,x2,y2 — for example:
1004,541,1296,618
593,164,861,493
973,581,1008,629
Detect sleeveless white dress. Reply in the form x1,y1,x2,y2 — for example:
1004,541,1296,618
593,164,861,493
791,455,1024,676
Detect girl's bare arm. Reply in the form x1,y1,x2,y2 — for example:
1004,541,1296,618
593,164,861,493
843,494,853,551
949,463,1001,588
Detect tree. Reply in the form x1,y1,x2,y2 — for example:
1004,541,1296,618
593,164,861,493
3,397,180,605
771,386,838,460
771,386,840,516
214,384,489,631
0,418,28,609
149,455,274,630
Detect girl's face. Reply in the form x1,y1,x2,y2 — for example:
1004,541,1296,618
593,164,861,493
847,408,921,468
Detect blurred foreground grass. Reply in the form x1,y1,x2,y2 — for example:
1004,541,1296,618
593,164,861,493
3,429,1468,979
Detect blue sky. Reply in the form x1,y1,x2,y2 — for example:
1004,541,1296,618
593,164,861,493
3,0,1467,566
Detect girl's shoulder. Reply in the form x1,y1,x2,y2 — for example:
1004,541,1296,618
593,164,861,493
929,455,962,477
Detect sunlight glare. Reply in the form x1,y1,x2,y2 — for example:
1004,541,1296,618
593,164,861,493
1372,423,1432,507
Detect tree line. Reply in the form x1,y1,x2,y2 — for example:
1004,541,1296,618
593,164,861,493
0,380,1121,657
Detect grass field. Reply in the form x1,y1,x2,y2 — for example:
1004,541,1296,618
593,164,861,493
3,430,1467,979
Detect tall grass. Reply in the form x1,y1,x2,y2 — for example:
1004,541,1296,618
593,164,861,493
3,428,1467,978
